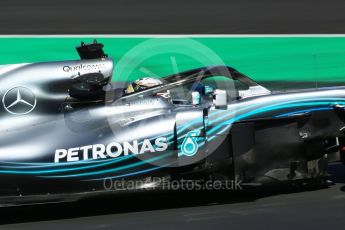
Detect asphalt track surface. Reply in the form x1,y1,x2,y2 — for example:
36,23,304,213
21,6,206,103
0,0,345,34
0,163,343,230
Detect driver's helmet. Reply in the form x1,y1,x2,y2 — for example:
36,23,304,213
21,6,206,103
124,77,171,99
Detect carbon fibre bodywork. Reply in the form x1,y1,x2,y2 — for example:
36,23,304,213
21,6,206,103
0,42,344,206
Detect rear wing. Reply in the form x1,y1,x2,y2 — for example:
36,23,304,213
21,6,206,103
76,40,108,60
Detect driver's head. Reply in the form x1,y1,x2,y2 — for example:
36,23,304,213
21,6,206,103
124,77,171,99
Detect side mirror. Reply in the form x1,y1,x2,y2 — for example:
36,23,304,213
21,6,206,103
192,91,201,106
213,89,227,109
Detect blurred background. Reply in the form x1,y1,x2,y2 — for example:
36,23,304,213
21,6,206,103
1,0,345,34
1,37,345,90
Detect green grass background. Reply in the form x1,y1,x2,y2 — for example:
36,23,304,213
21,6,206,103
1,37,345,83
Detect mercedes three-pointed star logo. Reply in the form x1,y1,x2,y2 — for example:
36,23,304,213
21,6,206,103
2,86,36,115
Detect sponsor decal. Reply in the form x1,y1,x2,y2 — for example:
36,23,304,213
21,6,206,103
2,86,36,115
62,63,106,72
180,130,200,157
54,137,168,163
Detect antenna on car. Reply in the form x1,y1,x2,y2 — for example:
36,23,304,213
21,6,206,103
76,40,108,60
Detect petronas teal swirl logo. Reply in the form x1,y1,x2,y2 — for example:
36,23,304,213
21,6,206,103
180,130,200,157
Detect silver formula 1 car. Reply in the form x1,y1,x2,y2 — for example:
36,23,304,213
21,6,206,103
0,41,344,206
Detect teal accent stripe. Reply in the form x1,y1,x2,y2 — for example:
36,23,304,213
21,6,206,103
0,154,133,174
41,151,174,178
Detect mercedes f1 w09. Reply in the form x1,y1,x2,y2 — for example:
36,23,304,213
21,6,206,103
0,41,344,206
